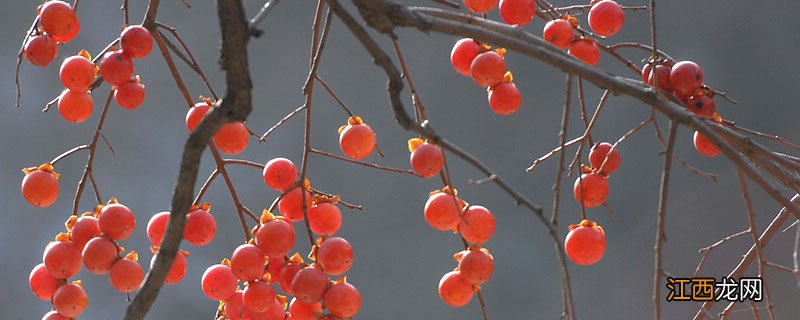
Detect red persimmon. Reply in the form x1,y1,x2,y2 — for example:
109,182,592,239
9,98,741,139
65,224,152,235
59,54,96,91
565,219,606,265
470,51,506,87
588,0,625,36
99,51,134,85
588,142,621,175
543,19,574,50
120,25,153,59
568,37,600,66
21,165,60,208
463,0,499,13
115,79,146,110
438,271,473,307
499,0,536,26
58,90,94,123
24,35,59,67
214,122,250,155
693,131,721,157
670,61,703,97
488,82,521,115
450,38,481,76
39,1,78,37
572,173,609,208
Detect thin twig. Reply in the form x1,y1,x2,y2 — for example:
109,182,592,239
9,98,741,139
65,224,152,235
310,148,417,175
71,90,114,216
530,90,609,174
249,0,283,37
223,159,265,170
694,195,800,319
535,0,561,19
599,117,654,174
765,261,798,274
553,74,573,317
155,23,219,100
87,172,102,205
50,145,90,165
723,119,800,154
556,4,648,13
152,31,192,105
122,0,130,25
649,0,659,98
737,169,776,320
238,204,260,223
309,188,364,211
568,90,610,175
599,44,643,76
15,17,39,108
194,169,220,205
608,42,674,61
576,78,593,146
99,133,116,157
551,74,572,226
210,146,252,242
693,229,750,278
711,88,739,105
314,75,355,116
601,203,617,219
795,224,800,287
298,1,333,248
259,104,306,142
391,38,428,122
653,121,677,320
650,113,719,182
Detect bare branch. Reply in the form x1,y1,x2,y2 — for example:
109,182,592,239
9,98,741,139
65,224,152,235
310,148,417,175
249,0,283,37
71,91,114,216
737,169,776,320
15,17,39,108
551,74,572,226
315,75,355,116
693,229,749,278
694,195,800,319
259,104,306,142
126,0,252,318
653,121,677,320
50,145,90,166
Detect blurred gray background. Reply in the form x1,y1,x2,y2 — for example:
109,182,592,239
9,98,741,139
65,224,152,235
3,0,800,319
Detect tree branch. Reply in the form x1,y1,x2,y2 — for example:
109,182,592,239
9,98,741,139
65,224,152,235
125,0,252,318
653,121,677,320
330,1,575,318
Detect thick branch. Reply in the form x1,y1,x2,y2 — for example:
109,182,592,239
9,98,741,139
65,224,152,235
125,0,252,318
349,0,800,231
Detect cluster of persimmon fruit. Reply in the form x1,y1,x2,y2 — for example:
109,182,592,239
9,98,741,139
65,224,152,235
447,0,628,278
450,0,627,116
335,115,498,310
23,1,152,123
18,0,731,318
29,199,145,320
641,59,722,157
449,0,723,275
189,156,362,320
